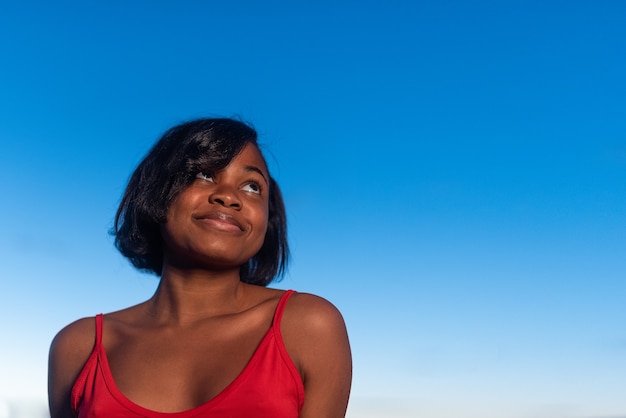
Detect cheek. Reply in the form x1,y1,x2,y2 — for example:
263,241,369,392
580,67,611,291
252,206,270,245
256,209,269,235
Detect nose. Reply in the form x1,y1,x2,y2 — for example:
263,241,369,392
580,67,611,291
208,185,241,209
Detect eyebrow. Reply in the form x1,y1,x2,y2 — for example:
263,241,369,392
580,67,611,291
245,165,269,185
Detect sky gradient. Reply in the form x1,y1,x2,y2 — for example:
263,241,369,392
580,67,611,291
1,1,625,417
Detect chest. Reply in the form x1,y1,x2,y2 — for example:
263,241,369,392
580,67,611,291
104,318,270,412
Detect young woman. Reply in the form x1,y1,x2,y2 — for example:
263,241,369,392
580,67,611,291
48,118,352,418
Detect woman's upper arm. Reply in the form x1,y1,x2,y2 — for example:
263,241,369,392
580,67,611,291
282,293,352,418
48,317,95,418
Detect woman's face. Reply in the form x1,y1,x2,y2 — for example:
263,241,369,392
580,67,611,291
161,142,270,271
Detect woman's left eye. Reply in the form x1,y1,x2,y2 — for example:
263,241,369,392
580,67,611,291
242,182,261,194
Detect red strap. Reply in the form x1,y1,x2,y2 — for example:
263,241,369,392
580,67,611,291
95,313,103,346
273,290,295,325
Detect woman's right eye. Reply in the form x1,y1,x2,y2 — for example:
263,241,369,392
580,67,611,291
195,172,215,182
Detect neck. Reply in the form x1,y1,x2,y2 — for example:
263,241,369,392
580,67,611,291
148,265,248,324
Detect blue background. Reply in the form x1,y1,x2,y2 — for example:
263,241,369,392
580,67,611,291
1,1,625,417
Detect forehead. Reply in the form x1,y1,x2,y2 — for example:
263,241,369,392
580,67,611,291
230,142,269,174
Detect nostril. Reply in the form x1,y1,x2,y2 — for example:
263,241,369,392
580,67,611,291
209,190,241,208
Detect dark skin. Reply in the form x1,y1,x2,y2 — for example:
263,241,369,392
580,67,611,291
48,143,352,417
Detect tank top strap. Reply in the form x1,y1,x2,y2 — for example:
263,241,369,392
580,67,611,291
273,290,296,325
95,313,104,346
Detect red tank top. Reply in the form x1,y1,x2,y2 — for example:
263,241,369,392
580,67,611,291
71,290,304,417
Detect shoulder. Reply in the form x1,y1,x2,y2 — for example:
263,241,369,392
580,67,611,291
283,292,347,332
48,316,98,418
281,292,351,372
280,292,352,417
50,316,97,362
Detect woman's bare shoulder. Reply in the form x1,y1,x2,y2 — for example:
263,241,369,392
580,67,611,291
48,317,98,418
50,316,97,360
281,292,350,357
284,292,347,327
281,292,352,417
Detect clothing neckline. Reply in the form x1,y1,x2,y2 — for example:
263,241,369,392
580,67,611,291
94,289,296,417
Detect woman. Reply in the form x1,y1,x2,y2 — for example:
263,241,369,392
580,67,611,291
48,118,352,418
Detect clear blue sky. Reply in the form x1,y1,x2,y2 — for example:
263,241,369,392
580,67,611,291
1,1,625,417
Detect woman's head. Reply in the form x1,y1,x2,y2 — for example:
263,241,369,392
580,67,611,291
113,118,289,286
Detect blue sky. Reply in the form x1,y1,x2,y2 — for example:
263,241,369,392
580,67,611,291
1,1,625,417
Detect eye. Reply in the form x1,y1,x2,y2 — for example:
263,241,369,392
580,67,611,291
195,172,215,182
242,181,262,194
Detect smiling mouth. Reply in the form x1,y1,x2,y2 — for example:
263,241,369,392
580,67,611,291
195,212,244,232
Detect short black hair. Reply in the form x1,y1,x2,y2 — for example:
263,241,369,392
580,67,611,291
113,117,289,286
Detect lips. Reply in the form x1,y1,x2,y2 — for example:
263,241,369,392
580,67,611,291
195,211,245,232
